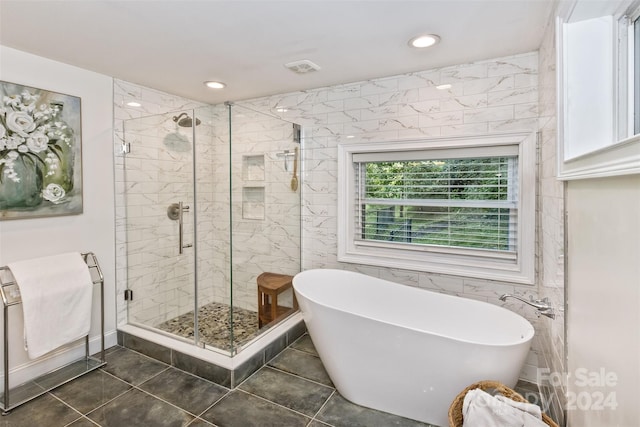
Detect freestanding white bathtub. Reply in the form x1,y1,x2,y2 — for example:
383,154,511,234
292,269,534,427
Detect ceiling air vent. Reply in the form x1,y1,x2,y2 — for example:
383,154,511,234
284,59,321,74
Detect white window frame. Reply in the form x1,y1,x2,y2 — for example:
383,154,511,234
337,133,536,285
627,7,640,135
557,0,640,180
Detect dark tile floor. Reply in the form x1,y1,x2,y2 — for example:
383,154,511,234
0,334,541,427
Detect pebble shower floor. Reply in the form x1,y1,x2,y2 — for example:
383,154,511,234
156,302,261,351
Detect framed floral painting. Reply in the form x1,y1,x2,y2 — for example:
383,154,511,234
0,81,82,220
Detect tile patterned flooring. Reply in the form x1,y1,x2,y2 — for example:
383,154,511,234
0,334,542,427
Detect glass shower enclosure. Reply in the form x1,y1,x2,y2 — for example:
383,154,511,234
121,103,301,355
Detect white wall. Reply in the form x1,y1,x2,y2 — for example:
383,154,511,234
537,10,567,425
566,175,640,426
563,16,615,159
0,46,116,385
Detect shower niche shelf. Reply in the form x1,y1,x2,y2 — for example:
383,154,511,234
242,186,265,220
242,155,265,181
242,154,265,220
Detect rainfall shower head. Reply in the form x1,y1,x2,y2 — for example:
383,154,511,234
172,112,201,127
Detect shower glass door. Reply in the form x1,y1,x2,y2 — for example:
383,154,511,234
192,104,234,352
189,103,302,354
122,110,198,346
122,104,301,356
224,104,302,353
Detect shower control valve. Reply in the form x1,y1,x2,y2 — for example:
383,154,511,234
167,203,190,220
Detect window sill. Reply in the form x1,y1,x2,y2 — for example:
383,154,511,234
558,134,640,180
338,248,535,285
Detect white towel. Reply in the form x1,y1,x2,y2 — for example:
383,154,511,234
8,252,93,359
495,394,543,419
462,388,548,427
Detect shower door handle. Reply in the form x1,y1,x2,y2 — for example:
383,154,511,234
167,202,191,254
178,202,187,254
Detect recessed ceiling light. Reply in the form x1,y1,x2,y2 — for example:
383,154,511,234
408,34,440,49
346,135,355,139
276,107,288,113
126,101,142,107
204,81,226,89
436,84,452,90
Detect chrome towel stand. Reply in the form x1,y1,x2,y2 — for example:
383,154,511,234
0,252,106,414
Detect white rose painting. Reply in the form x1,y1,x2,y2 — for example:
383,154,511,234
0,81,82,219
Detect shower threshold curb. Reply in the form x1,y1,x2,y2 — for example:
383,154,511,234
117,312,306,388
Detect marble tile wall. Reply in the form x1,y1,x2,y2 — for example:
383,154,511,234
195,104,232,313
537,14,566,426
113,47,565,392
114,82,302,328
113,79,207,327
237,50,563,383
203,104,301,312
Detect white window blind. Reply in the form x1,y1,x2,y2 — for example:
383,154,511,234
337,134,536,284
354,150,519,260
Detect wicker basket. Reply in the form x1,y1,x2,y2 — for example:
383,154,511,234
448,380,559,427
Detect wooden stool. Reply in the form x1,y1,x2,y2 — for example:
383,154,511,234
257,272,297,328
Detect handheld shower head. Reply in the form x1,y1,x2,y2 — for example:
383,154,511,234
172,112,201,127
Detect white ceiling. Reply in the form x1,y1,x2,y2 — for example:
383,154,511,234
0,0,554,104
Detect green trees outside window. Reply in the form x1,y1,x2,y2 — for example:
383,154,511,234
358,157,517,252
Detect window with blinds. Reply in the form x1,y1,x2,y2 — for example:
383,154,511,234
354,154,518,259
337,134,536,284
